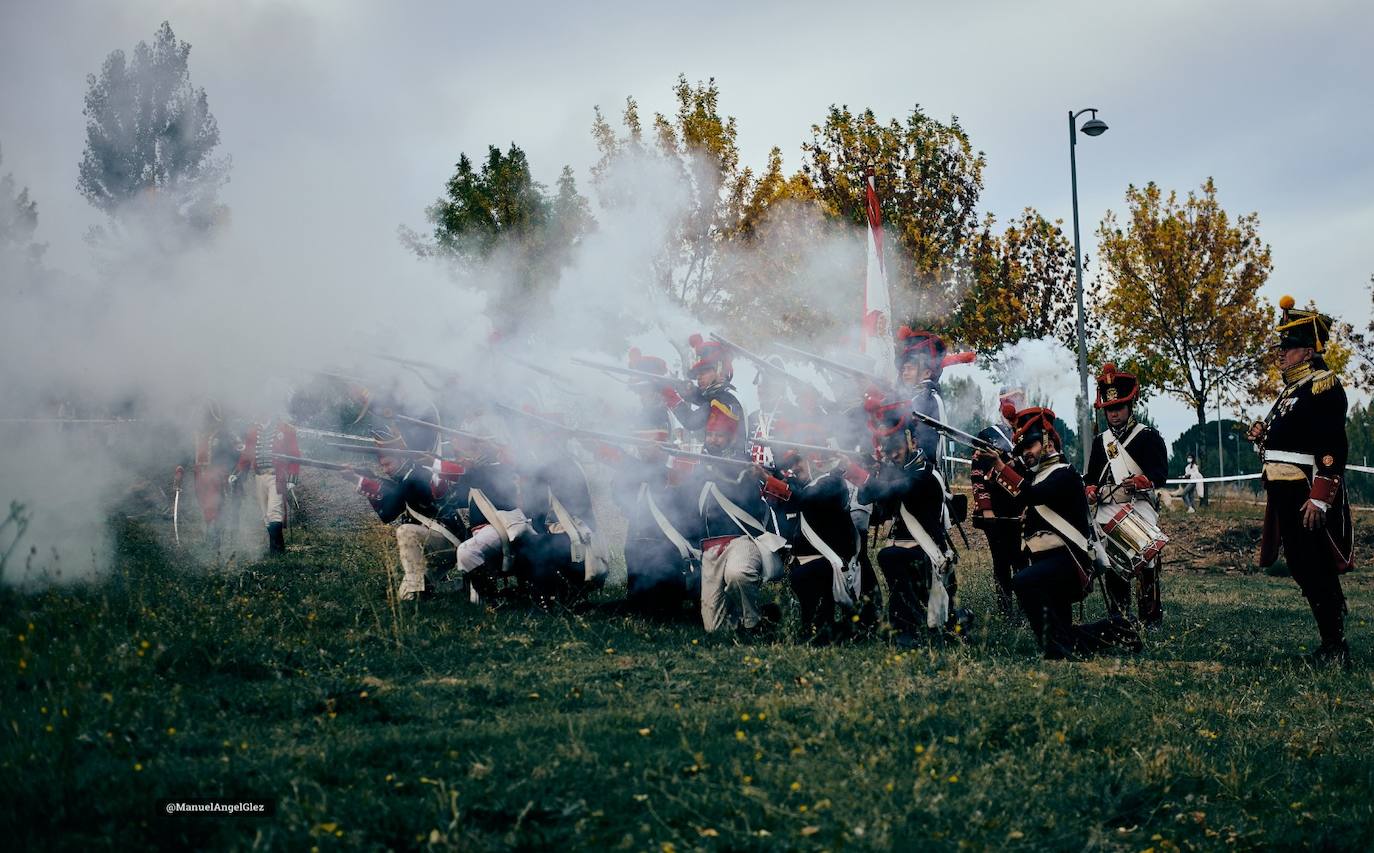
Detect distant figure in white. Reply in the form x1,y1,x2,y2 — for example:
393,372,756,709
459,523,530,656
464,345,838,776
1181,455,1204,513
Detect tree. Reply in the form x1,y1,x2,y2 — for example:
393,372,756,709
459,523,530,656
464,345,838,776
799,105,985,323
1093,178,1273,425
78,21,228,232
1339,275,1374,389
401,144,593,321
0,144,43,268
592,77,800,314
957,209,1084,356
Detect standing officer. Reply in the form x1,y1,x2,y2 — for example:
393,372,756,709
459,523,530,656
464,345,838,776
1249,295,1354,667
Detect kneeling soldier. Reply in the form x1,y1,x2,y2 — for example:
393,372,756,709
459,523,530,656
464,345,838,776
978,406,1140,660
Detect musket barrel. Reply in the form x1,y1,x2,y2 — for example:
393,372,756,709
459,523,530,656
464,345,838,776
908,410,999,453
391,413,496,444
568,356,679,385
273,453,357,472
772,342,877,382
327,442,435,458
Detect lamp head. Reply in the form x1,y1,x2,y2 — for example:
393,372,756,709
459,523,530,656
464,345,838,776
1081,113,1108,137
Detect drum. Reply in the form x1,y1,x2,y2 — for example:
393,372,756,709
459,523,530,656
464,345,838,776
1098,502,1168,578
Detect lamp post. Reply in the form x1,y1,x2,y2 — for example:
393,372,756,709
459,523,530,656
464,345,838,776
1068,108,1108,469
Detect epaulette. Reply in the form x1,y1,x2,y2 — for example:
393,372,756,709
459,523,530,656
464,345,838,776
1311,370,1338,395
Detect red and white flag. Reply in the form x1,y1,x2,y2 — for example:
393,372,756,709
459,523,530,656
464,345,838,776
861,168,897,385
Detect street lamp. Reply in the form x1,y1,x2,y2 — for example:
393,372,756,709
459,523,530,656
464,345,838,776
1068,107,1108,469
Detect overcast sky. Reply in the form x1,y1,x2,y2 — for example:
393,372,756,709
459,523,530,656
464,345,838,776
2,0,1371,448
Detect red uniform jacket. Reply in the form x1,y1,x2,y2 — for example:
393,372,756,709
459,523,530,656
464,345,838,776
237,421,301,494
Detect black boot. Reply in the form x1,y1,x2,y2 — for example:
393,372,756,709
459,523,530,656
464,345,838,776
1308,595,1351,669
267,522,285,554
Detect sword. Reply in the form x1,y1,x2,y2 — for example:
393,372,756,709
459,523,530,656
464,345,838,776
172,466,183,546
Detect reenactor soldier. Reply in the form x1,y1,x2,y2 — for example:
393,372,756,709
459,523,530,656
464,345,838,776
235,417,300,555
976,406,1140,660
1085,364,1169,627
515,410,609,603
857,400,955,647
609,351,701,615
663,334,747,455
971,388,1029,618
773,442,873,644
609,438,699,617
190,401,239,552
1248,296,1354,667
354,429,468,601
896,327,949,465
747,355,800,467
689,396,786,634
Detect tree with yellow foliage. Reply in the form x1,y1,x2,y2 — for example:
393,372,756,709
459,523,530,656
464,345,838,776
1093,178,1273,425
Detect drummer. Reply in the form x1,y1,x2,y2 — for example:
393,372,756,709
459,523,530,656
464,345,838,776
1084,363,1170,629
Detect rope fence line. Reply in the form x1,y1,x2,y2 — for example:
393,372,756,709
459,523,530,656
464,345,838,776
943,456,1374,484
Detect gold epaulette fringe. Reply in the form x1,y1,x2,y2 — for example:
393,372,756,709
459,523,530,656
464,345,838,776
1311,371,1338,395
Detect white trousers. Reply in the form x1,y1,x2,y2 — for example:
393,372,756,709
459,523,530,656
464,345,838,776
455,509,531,574
700,536,764,633
254,472,284,525
395,523,457,599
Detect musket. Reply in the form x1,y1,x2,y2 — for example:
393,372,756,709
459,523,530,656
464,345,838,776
0,418,135,424
509,354,580,385
326,441,437,459
708,333,834,402
494,403,658,447
297,426,376,442
373,352,460,379
771,342,880,383
568,356,686,387
908,410,1005,456
273,453,372,475
751,437,867,461
391,413,497,445
496,403,757,469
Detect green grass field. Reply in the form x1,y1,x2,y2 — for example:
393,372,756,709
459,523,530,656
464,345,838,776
3,479,1373,851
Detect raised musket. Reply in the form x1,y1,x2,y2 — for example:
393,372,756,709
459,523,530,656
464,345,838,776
273,453,371,475
771,342,881,384
908,410,1007,457
708,333,835,403
496,403,756,469
568,356,687,387
326,441,437,459
391,413,497,445
751,437,867,461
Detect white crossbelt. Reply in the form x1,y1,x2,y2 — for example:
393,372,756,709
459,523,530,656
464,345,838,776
1264,449,1316,466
